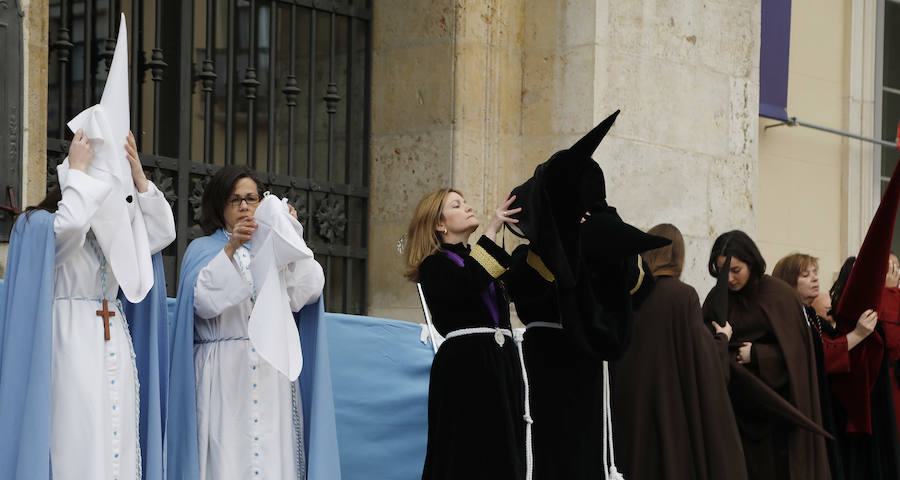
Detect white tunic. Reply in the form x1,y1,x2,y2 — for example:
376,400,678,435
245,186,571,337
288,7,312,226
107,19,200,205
193,238,324,480
50,169,175,480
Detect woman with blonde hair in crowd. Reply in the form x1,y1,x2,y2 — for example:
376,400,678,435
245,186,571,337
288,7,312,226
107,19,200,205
405,188,526,480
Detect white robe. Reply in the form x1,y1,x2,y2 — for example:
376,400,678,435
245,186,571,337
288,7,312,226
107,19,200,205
193,237,324,480
50,169,175,480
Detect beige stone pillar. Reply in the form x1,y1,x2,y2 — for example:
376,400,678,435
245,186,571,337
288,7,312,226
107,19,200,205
522,0,761,293
368,0,458,320
368,0,526,321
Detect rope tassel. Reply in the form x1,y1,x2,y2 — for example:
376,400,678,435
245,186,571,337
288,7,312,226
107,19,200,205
602,360,626,480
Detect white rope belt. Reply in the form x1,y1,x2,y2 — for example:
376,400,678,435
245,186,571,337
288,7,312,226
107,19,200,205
442,326,534,480
443,327,512,340
515,334,535,480
525,321,563,331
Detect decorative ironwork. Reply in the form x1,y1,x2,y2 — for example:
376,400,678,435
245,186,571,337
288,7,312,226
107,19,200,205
189,176,211,225
150,168,176,209
46,0,372,314
315,196,347,243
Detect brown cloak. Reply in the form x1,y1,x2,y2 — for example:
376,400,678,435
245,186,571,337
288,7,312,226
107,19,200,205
612,276,747,480
703,275,831,480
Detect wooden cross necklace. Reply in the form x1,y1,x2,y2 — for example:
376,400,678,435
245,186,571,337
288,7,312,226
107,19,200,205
96,299,114,341
88,234,114,341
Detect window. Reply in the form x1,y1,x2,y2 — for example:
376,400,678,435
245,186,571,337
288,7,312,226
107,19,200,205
877,0,900,251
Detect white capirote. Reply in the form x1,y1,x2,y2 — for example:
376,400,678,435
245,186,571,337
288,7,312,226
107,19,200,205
50,168,175,480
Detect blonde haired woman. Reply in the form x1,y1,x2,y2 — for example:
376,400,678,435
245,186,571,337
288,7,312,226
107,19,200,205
406,188,525,480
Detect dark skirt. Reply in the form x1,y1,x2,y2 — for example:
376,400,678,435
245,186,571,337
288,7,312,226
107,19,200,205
524,327,605,480
421,334,526,480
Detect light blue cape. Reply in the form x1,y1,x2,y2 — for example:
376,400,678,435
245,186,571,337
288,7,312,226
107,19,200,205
0,210,168,480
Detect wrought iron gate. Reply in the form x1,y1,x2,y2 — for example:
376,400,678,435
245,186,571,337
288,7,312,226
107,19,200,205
47,0,371,314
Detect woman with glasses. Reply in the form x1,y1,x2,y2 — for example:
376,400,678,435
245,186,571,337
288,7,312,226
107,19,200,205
171,165,324,480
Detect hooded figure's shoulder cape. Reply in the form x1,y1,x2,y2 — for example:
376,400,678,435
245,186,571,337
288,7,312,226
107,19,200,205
0,211,169,480
167,231,342,480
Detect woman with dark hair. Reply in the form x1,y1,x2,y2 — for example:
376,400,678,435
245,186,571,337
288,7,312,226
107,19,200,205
611,224,747,480
702,230,830,480
170,165,324,480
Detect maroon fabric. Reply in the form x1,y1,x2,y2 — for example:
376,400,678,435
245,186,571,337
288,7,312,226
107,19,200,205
879,287,900,441
829,331,883,434
835,160,900,331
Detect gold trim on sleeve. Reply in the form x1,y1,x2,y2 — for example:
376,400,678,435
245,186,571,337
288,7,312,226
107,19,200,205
471,244,506,279
629,255,645,295
526,250,555,282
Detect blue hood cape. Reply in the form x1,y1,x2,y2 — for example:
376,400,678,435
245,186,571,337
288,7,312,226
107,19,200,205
166,230,341,479
0,210,169,480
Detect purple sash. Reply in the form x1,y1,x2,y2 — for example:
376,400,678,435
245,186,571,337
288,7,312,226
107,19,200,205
443,250,501,328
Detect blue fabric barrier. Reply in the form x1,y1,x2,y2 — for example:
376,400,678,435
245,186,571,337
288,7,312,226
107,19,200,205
323,313,434,480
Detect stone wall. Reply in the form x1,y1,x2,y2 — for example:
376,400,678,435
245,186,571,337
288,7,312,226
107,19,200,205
368,0,762,320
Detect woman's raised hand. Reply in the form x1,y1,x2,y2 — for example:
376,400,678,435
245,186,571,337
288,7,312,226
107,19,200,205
485,193,522,242
68,129,94,172
126,131,150,193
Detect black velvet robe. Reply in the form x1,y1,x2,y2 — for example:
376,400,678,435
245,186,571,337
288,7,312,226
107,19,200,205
419,237,525,480
504,245,632,480
611,276,748,480
703,276,831,480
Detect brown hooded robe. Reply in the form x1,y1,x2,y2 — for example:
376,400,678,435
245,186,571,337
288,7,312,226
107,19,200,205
703,275,830,480
612,276,747,480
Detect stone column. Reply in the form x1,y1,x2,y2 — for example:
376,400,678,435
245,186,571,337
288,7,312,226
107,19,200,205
522,0,760,292
368,0,458,320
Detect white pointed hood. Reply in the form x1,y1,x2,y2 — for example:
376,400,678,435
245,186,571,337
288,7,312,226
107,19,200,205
57,14,155,303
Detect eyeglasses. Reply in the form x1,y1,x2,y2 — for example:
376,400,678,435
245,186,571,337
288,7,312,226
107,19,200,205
227,193,261,207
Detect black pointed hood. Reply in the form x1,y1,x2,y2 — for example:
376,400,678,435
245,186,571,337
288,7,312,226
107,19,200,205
508,109,669,288
506,109,669,357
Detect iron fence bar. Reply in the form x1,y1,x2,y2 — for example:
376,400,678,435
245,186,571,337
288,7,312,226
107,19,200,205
130,0,143,146
324,12,337,183
100,0,116,72
325,254,332,311
83,0,95,105
243,0,260,168
175,0,194,286
344,18,353,186
149,0,167,154
361,17,371,313
284,3,299,177
53,0,73,136
342,17,353,313
225,0,236,165
266,3,277,173
199,0,217,164
305,10,316,239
